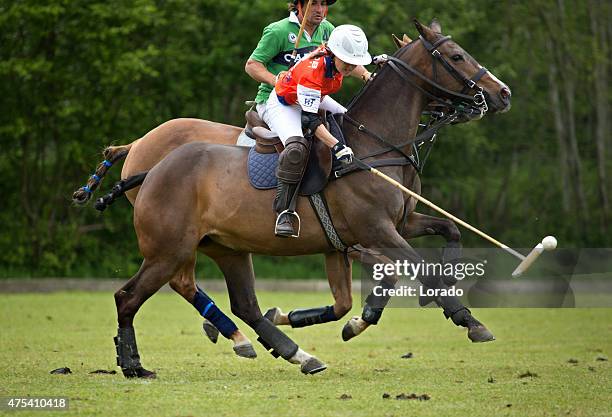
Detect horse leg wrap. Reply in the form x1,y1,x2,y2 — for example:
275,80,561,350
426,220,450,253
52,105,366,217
254,317,299,360
362,280,395,325
114,327,142,374
436,294,478,327
288,305,337,328
193,286,238,339
441,241,462,286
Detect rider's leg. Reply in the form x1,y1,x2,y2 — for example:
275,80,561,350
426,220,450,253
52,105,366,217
319,96,347,114
262,92,310,237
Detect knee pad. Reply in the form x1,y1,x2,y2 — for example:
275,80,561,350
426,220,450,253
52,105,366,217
276,136,310,183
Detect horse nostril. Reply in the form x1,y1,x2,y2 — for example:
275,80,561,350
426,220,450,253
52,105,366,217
500,87,511,100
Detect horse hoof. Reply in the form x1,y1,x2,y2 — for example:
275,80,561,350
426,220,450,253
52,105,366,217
264,307,282,325
233,343,257,359
122,367,157,379
468,325,496,343
202,319,219,344
300,357,327,375
341,319,358,342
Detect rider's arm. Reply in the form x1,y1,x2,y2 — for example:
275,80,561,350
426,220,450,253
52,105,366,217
350,65,371,82
314,124,338,148
298,83,353,163
245,59,277,86
246,24,283,86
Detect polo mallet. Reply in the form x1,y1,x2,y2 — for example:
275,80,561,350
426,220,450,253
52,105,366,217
290,0,313,63
353,159,557,277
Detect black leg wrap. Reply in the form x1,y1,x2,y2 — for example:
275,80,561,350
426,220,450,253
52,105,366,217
114,327,143,377
436,294,477,327
362,280,395,325
361,304,384,325
288,305,336,328
254,317,299,360
441,242,463,286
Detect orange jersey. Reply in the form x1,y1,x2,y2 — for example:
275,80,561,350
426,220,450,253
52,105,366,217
275,46,343,113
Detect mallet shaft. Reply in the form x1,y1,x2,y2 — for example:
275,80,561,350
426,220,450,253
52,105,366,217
291,0,313,60
369,168,526,261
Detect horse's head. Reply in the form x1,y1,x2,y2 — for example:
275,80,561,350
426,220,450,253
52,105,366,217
401,19,511,117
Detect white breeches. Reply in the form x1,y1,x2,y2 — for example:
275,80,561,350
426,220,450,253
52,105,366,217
258,91,346,144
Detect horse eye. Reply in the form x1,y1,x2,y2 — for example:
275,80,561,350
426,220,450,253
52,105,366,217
451,54,464,62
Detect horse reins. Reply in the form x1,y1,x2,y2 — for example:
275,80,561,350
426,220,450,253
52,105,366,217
340,34,490,173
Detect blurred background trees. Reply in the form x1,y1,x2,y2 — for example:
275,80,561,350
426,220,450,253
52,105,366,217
0,0,609,278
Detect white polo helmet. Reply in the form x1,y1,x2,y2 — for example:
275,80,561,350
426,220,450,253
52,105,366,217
327,25,371,66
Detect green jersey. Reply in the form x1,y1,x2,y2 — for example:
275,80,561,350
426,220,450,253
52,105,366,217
250,12,334,104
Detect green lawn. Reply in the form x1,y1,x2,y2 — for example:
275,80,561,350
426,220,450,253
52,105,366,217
0,292,610,417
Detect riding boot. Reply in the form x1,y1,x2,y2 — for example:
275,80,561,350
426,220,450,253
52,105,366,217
274,181,299,237
273,136,311,238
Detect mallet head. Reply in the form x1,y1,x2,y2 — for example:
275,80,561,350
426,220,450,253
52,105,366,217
511,236,558,278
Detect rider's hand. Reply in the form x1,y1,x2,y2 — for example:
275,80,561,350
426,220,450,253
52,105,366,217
333,143,354,164
275,71,287,85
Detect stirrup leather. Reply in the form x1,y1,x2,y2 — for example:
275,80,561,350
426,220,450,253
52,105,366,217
275,209,301,238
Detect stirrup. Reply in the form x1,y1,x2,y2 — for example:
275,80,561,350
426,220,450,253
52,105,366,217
275,209,301,238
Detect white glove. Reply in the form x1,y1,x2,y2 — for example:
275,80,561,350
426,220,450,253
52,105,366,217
333,143,354,164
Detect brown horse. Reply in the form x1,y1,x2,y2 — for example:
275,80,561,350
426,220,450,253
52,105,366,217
106,19,511,378
73,35,475,347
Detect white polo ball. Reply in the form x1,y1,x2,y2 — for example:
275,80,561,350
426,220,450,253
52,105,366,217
542,235,557,250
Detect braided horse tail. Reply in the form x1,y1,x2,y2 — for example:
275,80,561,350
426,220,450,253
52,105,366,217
72,143,133,205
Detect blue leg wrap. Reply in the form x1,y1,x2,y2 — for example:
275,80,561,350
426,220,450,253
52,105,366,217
193,286,238,339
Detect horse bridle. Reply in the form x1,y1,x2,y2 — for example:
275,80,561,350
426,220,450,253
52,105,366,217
341,34,490,172
384,35,489,116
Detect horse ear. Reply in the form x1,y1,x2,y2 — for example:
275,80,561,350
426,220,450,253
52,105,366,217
402,34,413,44
392,34,405,49
430,18,442,34
414,18,427,38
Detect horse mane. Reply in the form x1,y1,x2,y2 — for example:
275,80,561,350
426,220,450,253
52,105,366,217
345,38,419,112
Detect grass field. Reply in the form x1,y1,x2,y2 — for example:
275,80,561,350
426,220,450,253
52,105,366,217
1,291,610,417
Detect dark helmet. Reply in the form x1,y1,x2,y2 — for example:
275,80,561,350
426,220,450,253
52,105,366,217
293,0,337,5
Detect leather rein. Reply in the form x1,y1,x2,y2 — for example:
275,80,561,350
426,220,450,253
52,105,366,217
336,35,489,177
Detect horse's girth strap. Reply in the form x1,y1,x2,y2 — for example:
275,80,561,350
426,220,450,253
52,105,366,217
308,192,347,252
